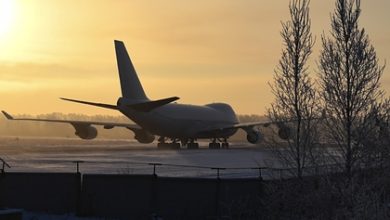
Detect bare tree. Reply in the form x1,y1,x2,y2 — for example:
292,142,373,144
355,98,390,172
318,0,385,177
268,0,318,178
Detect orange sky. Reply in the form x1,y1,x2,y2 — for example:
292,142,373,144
0,0,389,116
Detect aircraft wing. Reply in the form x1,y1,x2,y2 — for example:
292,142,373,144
1,111,141,130
224,121,273,130
203,117,322,132
230,121,273,129
196,122,271,134
225,117,323,130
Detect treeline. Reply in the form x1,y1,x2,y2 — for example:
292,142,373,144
0,112,265,141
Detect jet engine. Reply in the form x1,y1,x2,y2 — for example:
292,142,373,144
246,130,263,144
73,124,98,140
133,129,155,144
278,126,291,140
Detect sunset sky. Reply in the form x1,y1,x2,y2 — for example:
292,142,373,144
0,0,389,116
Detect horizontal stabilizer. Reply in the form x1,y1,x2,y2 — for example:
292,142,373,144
127,96,179,112
60,98,118,110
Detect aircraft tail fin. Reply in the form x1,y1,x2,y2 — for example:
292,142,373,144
114,40,148,100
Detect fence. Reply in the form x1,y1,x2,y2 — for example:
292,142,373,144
0,172,266,219
0,158,11,174
0,158,351,219
0,158,345,180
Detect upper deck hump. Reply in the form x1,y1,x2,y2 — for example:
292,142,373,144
156,102,238,123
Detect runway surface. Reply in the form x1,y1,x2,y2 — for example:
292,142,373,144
0,137,281,179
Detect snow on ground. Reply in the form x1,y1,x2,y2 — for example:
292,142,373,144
0,137,279,179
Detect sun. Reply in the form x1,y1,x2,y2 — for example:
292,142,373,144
0,0,16,38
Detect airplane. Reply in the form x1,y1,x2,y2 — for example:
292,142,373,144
2,40,292,149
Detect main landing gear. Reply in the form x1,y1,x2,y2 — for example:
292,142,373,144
157,137,200,149
208,138,229,149
157,137,230,149
187,139,200,149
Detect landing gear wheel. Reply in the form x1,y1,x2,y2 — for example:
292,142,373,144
187,143,199,149
157,143,181,149
221,143,229,149
171,143,181,149
209,142,221,149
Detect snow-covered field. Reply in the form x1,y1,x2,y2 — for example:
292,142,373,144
0,137,279,179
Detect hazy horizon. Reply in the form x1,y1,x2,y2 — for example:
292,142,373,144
1,0,389,115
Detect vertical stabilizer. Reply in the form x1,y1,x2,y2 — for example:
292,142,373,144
114,40,148,100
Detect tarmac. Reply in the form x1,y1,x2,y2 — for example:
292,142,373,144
0,136,277,178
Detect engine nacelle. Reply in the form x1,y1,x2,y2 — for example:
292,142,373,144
278,126,291,140
246,130,263,144
74,125,98,140
134,130,155,144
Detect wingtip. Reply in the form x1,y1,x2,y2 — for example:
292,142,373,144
1,110,14,120
60,97,72,102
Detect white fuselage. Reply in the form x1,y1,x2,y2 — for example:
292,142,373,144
118,100,239,139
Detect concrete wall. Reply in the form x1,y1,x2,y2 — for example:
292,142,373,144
0,173,264,219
